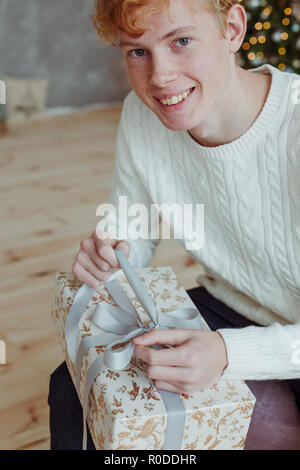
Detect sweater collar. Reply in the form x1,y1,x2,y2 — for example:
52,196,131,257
181,64,290,159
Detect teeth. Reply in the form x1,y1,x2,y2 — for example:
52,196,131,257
159,88,192,106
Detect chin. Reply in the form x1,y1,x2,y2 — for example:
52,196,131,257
159,116,198,132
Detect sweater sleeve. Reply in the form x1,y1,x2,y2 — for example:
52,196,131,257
101,94,161,268
217,322,300,380
217,92,300,382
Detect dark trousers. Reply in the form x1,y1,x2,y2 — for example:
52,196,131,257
48,286,300,450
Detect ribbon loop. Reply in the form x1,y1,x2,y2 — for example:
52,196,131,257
93,303,141,334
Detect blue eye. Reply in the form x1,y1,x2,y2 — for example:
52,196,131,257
131,49,145,57
176,38,191,47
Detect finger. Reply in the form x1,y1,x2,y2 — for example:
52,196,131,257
99,244,120,268
84,241,112,272
134,344,188,367
77,251,112,283
147,364,193,383
93,232,120,268
72,262,109,288
132,328,195,347
154,380,185,394
115,240,131,258
93,230,117,251
94,230,117,248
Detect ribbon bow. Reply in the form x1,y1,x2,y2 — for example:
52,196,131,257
65,248,203,450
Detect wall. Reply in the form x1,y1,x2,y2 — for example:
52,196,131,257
0,0,131,107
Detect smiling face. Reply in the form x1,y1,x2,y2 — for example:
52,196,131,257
118,0,236,132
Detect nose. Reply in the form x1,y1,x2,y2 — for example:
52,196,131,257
149,52,178,88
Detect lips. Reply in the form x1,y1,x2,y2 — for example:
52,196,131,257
154,87,195,102
155,87,196,109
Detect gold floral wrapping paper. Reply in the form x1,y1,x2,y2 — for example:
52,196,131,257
52,267,256,450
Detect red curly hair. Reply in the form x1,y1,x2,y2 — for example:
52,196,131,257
91,0,242,46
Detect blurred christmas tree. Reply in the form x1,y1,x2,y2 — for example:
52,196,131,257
238,0,300,74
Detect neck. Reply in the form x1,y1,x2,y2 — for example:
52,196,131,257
188,65,272,148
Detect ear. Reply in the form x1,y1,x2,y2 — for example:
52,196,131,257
224,4,247,53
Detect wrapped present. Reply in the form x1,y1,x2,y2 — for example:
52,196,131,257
52,249,256,450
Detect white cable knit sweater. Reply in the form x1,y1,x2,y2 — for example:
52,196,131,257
106,64,300,381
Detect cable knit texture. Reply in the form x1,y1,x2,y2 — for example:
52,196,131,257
106,64,300,380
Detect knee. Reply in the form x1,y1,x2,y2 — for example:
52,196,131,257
48,361,74,407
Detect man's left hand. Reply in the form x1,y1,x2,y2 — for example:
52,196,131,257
132,329,228,393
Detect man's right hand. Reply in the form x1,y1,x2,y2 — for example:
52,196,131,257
72,230,131,287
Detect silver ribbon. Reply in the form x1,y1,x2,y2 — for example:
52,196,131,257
65,248,203,450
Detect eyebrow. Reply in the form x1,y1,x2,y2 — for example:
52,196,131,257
119,26,198,48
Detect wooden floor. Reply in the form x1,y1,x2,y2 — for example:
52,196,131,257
0,107,203,450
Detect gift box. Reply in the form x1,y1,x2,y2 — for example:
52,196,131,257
52,252,255,450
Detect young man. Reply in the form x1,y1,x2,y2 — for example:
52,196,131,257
49,0,300,449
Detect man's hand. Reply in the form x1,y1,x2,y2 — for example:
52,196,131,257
132,329,228,393
72,230,131,287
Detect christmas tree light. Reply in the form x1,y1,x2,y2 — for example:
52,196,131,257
238,0,300,74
